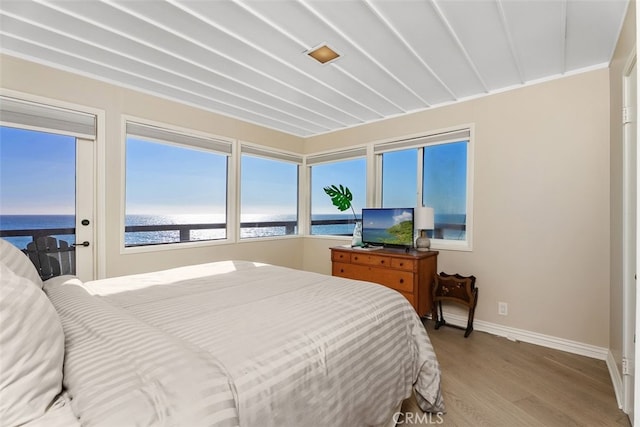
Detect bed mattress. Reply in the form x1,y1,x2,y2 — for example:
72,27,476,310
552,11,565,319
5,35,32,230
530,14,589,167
44,260,444,426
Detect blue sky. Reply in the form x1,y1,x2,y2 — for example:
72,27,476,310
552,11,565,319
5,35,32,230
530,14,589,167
241,155,298,216
424,141,468,215
311,158,366,216
382,149,417,208
126,137,227,216
0,127,76,214
1,126,467,218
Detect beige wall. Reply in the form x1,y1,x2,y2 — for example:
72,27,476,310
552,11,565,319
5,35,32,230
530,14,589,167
304,70,612,347
0,54,306,277
608,2,636,377
0,43,616,348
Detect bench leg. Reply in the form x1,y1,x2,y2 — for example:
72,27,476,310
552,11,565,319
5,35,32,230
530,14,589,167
434,301,446,329
463,289,479,338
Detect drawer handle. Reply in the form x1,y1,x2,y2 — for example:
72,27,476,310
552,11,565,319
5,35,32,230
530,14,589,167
399,278,404,284
380,260,385,264
354,256,359,261
399,262,404,267
340,269,344,273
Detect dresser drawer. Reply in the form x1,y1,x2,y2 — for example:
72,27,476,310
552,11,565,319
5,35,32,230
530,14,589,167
378,270,414,293
331,250,350,263
350,253,391,268
390,258,415,271
333,262,414,293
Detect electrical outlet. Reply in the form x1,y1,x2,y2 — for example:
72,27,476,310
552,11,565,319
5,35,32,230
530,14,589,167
498,302,508,316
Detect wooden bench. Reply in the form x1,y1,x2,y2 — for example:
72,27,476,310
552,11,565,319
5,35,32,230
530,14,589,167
432,272,478,337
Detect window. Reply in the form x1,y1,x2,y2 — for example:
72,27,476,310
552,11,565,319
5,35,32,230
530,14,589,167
124,121,231,247
307,148,366,236
376,129,472,250
240,145,301,239
423,141,468,242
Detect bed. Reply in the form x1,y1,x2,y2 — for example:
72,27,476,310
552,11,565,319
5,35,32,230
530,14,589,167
0,239,444,427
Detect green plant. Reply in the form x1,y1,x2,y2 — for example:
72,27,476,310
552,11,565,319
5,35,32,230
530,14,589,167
323,184,357,220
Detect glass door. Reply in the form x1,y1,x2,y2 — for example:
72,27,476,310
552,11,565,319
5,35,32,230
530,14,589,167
0,126,94,281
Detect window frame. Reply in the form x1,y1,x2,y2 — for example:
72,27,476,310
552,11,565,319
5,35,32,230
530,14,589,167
306,146,368,238
119,116,472,252
374,126,474,251
121,117,235,253
238,142,303,241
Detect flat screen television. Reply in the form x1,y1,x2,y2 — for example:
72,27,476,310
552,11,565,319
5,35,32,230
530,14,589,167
361,208,415,248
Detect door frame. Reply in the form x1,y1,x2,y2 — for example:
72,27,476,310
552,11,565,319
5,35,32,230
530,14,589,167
622,50,637,423
0,88,105,280
75,137,95,280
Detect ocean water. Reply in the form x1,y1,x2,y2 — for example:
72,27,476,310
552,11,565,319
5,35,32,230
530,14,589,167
0,214,358,248
0,215,77,249
0,213,465,249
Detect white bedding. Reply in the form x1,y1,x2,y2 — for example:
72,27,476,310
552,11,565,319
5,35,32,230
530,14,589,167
44,260,444,426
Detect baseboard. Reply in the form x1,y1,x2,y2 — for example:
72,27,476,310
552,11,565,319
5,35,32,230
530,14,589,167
606,350,624,409
430,311,625,414
434,310,609,361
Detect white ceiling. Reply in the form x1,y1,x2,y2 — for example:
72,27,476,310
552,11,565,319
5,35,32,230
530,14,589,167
0,0,630,138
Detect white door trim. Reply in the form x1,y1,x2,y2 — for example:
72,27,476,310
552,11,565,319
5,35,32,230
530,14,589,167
0,88,105,280
622,48,637,424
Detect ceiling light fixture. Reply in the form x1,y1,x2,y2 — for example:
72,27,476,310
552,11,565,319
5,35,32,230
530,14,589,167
306,44,340,64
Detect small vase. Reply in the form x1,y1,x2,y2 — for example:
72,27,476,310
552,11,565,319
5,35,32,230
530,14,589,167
352,220,363,247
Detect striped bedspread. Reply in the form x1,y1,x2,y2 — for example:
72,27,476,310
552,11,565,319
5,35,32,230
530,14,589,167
45,261,444,426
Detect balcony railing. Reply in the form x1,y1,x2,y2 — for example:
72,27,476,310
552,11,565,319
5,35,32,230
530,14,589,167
124,219,355,245
1,227,76,241
0,219,466,247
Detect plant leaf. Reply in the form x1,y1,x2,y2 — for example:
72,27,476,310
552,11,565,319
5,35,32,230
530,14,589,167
323,185,353,212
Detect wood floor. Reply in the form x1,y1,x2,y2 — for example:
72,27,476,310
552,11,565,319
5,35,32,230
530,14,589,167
400,320,631,426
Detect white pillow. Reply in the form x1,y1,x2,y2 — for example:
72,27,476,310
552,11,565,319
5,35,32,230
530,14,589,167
0,263,65,426
0,238,43,288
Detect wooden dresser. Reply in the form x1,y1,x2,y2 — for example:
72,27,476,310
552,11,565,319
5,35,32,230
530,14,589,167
330,246,438,317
